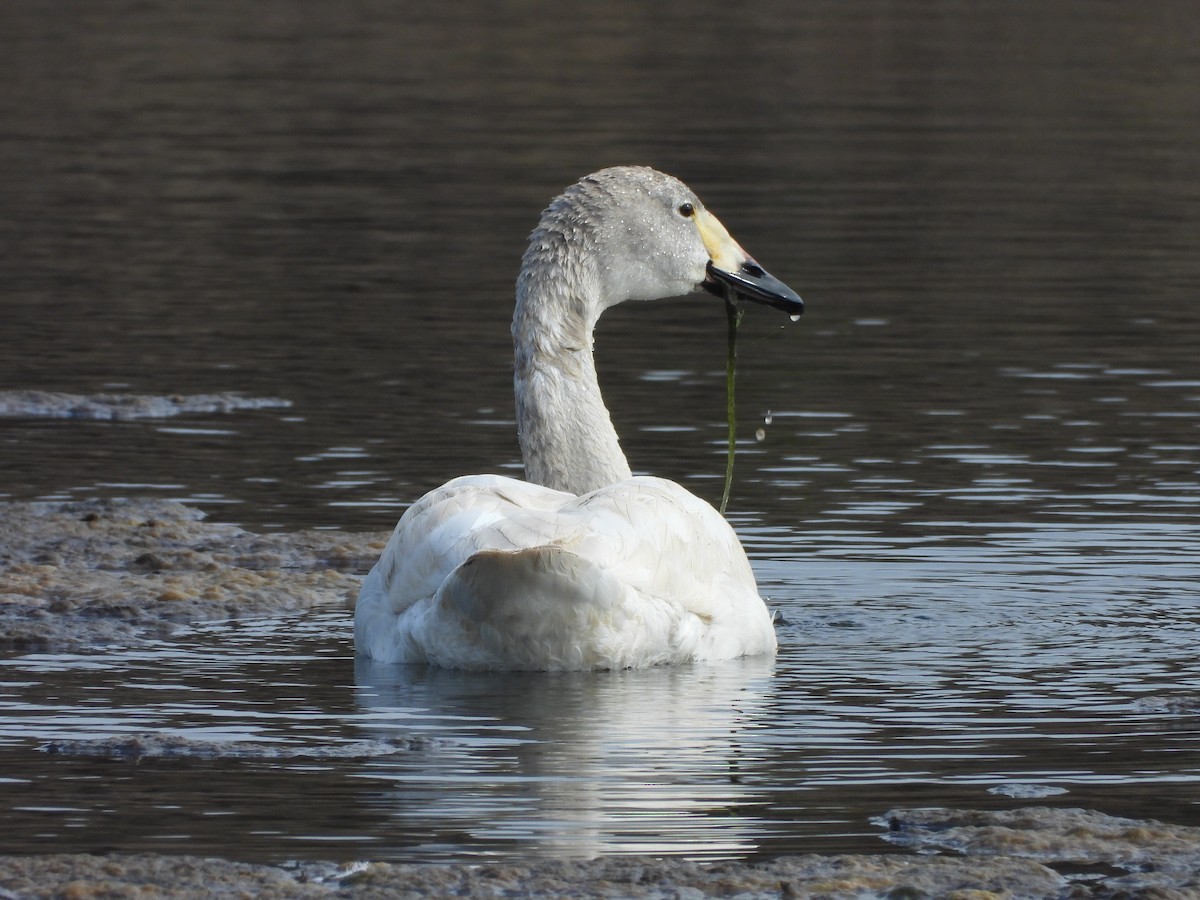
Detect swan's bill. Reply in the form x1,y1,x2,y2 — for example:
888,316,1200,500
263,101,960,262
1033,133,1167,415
693,208,804,316
703,259,804,316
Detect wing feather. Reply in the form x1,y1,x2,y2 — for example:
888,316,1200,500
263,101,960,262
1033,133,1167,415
354,473,775,669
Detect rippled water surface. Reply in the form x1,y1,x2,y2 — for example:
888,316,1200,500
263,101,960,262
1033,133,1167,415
2,0,1199,866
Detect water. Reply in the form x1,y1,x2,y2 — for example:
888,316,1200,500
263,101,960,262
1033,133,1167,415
2,0,1200,869
1,593,1197,863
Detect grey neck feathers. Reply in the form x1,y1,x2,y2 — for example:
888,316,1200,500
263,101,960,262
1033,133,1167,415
512,203,632,495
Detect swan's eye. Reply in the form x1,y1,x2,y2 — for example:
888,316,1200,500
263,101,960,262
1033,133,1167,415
677,202,695,218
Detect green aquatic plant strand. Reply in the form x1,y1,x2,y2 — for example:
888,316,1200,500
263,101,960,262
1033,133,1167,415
720,295,744,516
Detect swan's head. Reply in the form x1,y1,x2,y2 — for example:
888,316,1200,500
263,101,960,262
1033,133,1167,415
531,166,803,317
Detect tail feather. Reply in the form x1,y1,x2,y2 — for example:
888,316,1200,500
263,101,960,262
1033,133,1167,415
430,546,699,670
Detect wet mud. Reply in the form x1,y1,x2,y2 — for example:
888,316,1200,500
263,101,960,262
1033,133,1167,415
0,498,385,651
0,848,1071,899
3,808,1200,900
880,806,1200,896
0,390,291,421
3,500,1200,896
39,731,442,760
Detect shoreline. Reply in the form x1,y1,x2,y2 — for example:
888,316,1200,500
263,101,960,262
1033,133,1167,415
3,819,1199,899
3,499,1199,896
0,848,1110,898
0,497,381,652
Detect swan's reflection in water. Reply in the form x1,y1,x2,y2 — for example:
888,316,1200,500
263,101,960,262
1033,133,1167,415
352,655,776,858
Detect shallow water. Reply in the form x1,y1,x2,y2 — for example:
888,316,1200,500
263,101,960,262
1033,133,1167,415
1,594,1198,864
2,0,1200,873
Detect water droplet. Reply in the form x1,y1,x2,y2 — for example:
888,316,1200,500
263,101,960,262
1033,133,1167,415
789,314,802,323
755,428,766,442
764,410,773,426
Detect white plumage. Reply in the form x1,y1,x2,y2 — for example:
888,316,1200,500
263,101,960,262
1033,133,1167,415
355,166,802,671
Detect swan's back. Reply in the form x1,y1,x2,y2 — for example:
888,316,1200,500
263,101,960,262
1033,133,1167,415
354,475,776,670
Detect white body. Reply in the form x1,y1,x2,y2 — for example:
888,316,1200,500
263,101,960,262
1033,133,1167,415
355,475,776,669
354,167,789,670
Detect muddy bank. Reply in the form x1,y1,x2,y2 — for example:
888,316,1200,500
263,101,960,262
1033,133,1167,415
2,806,1199,897
882,806,1200,875
0,390,291,420
0,498,387,651
0,849,1069,899
2,806,1200,897
880,807,1200,897
4,501,1200,896
39,731,442,760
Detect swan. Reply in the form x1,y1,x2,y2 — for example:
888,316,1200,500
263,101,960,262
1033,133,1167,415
354,166,803,671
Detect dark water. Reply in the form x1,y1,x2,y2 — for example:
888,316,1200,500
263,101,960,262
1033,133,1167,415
2,0,1200,865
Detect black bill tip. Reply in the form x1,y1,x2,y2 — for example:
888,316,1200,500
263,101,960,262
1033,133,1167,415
704,260,804,316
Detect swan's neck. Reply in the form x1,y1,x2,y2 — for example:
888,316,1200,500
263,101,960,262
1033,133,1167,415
512,233,632,495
